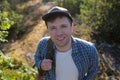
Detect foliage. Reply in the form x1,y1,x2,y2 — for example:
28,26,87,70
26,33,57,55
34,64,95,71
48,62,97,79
77,0,95,24
7,11,24,40
0,0,11,42
0,51,36,80
77,0,120,44
57,0,80,15
0,11,14,42
93,0,120,44
0,0,24,42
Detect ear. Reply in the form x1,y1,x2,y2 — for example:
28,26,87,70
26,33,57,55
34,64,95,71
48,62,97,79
71,23,74,33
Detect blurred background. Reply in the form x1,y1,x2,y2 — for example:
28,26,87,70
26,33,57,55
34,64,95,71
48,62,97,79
0,0,120,80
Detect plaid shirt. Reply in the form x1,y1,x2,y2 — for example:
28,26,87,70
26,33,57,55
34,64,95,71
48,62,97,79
34,37,98,80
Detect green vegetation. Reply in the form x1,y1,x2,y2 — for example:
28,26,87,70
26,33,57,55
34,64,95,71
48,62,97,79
0,1,37,79
57,0,80,15
0,0,24,43
0,11,14,42
0,51,36,80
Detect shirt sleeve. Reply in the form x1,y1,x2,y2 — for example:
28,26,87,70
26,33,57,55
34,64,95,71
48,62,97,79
34,41,43,69
34,42,48,76
84,45,98,80
34,38,48,70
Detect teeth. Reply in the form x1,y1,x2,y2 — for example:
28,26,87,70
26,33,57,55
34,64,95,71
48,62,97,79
57,37,64,41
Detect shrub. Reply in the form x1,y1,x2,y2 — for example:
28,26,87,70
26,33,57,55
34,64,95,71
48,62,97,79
0,0,24,42
0,51,37,80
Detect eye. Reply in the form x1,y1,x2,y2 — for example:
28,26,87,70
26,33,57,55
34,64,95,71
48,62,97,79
61,25,67,28
50,27,56,30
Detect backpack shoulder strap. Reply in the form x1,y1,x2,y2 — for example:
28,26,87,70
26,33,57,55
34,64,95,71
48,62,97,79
46,38,54,60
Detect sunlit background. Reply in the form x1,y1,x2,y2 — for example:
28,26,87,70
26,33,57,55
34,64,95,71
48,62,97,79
0,0,120,80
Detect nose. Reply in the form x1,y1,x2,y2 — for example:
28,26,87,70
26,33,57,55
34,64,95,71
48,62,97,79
56,29,63,36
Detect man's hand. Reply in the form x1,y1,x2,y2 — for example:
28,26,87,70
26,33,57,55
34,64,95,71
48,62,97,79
41,59,52,71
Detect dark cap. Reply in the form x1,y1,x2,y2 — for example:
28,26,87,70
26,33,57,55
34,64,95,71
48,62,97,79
42,6,73,22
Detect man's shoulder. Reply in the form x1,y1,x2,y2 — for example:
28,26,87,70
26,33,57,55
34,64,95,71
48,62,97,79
40,36,50,41
73,37,98,56
73,37,97,52
38,37,50,46
73,37,94,47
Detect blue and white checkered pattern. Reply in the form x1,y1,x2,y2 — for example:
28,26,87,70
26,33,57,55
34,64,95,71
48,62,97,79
34,37,98,80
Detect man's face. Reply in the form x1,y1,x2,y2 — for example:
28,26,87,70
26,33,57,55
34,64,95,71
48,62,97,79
47,16,73,50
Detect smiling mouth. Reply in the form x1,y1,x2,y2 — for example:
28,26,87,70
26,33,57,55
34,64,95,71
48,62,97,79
56,37,65,41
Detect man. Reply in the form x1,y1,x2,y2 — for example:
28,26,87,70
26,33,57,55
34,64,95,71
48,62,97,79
34,6,98,80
